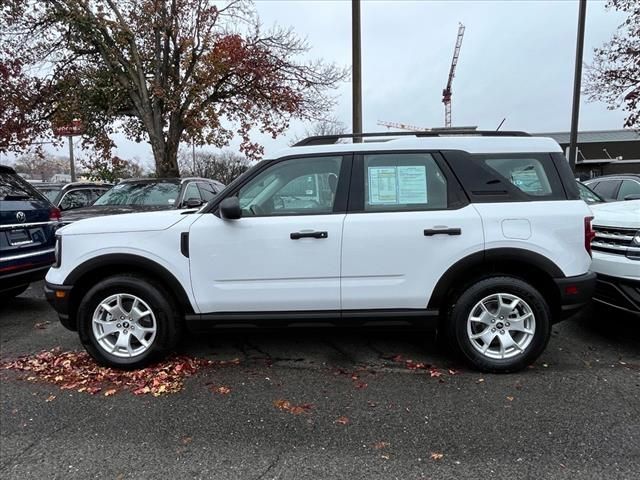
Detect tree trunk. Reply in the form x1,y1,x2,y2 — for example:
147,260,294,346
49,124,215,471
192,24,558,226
149,130,180,178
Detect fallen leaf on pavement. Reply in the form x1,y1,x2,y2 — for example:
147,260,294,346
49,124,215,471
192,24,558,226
104,388,117,397
273,399,314,415
335,416,349,425
34,321,50,329
181,436,192,445
45,395,56,402
430,452,444,461
506,396,514,401
213,386,232,395
476,378,485,384
372,441,389,450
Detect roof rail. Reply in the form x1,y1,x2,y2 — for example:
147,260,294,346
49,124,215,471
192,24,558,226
293,129,531,147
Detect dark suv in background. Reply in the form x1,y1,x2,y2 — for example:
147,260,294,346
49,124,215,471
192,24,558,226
0,165,61,299
35,182,112,211
583,174,640,202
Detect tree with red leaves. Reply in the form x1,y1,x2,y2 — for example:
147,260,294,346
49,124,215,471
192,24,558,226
0,1,347,176
585,0,640,129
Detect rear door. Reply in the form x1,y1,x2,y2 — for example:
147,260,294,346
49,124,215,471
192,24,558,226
340,151,484,310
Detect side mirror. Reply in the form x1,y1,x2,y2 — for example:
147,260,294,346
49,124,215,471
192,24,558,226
624,194,640,201
184,197,204,209
219,196,242,220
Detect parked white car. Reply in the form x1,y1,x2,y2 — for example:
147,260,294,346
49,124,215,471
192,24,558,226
45,130,596,372
590,200,640,316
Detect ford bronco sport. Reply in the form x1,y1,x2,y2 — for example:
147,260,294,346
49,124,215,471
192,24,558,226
45,131,596,372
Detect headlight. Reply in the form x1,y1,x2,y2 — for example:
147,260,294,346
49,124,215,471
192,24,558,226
54,236,62,268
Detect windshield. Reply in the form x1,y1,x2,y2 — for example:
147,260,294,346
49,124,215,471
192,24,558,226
0,173,49,202
578,182,604,204
93,182,180,206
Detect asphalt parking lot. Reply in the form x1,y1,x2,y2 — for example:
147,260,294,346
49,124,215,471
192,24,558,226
1,282,639,479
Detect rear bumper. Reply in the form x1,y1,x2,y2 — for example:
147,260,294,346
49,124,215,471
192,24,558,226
44,281,76,330
593,274,640,316
0,265,51,293
553,271,597,320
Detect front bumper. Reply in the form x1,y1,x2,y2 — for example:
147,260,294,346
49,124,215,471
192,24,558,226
44,282,76,330
0,265,51,294
593,274,640,316
553,271,597,320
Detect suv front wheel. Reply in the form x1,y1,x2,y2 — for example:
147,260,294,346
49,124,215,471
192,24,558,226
77,274,180,369
448,276,551,373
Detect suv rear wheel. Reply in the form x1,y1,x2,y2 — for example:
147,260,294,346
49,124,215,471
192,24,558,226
448,276,551,373
77,274,180,369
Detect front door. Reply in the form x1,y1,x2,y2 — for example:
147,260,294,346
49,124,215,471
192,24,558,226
189,155,350,313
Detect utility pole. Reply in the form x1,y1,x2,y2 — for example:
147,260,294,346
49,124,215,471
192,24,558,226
568,0,587,173
68,136,76,182
352,0,362,142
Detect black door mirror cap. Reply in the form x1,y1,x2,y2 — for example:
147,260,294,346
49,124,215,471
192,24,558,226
184,198,204,209
219,196,242,220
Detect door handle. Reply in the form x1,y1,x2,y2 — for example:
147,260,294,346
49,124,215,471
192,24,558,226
424,227,462,236
290,231,328,240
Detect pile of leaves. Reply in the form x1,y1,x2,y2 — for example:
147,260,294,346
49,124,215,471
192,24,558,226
1,348,220,397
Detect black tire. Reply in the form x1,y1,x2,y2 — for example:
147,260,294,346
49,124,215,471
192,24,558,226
447,276,551,373
0,284,29,300
77,274,181,369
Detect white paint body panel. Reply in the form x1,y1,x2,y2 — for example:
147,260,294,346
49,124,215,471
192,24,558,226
188,213,344,312
341,206,484,309
472,200,593,277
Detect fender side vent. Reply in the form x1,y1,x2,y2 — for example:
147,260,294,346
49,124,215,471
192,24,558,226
180,232,189,258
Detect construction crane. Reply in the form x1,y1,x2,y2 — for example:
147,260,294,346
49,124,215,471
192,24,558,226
442,23,465,128
377,120,429,131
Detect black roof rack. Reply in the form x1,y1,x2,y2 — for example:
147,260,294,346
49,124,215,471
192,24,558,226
293,129,531,147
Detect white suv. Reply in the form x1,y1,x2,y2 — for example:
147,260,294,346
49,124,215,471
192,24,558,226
45,131,596,372
590,200,640,316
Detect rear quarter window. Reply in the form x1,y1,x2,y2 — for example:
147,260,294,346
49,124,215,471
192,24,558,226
0,173,49,203
444,152,568,202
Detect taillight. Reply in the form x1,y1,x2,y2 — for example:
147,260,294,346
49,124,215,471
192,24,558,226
49,207,61,222
584,216,596,257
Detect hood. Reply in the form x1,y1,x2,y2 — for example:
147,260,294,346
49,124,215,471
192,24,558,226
591,200,640,229
61,204,170,222
57,209,193,235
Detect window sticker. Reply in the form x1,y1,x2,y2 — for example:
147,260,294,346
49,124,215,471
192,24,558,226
368,165,428,205
368,167,398,204
397,166,427,204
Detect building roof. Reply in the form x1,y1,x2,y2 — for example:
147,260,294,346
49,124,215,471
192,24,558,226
533,129,640,144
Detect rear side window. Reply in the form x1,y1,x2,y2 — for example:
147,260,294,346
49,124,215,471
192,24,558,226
0,173,48,203
363,153,447,211
444,152,567,202
617,180,640,199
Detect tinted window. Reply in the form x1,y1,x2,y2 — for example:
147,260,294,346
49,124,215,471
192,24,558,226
363,153,447,211
0,173,48,202
483,158,552,196
592,180,621,200
39,187,63,203
94,182,180,206
618,180,640,199
238,156,342,216
198,182,217,201
59,189,94,210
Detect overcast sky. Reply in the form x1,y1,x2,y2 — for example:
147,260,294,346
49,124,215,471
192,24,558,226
3,0,629,168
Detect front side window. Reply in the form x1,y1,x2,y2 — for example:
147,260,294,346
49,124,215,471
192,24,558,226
237,156,342,217
591,180,621,200
363,153,447,211
618,180,640,199
94,182,180,206
182,183,202,203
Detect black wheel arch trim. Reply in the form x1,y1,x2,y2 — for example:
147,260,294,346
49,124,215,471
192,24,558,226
427,248,565,310
64,253,194,314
